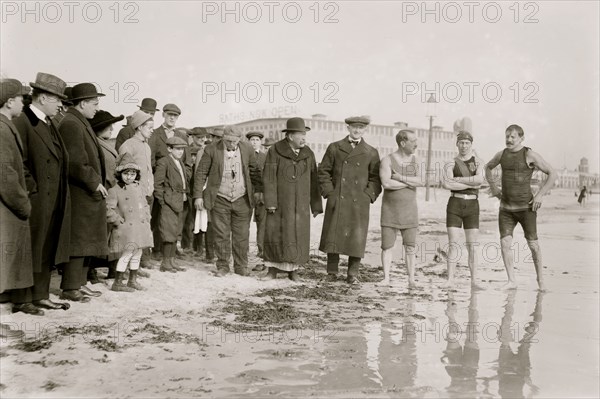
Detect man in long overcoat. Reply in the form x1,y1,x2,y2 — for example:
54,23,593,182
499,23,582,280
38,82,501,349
263,118,323,281
11,73,72,314
318,116,382,284
193,126,262,277
0,80,33,302
58,83,108,301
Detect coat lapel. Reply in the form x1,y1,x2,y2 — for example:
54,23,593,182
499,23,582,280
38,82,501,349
24,106,60,159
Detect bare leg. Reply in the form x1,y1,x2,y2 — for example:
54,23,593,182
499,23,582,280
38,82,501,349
442,227,461,288
500,236,518,290
405,244,417,289
465,229,485,290
527,239,546,292
378,248,392,285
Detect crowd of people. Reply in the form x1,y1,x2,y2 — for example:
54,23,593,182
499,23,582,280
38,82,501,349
1,72,558,339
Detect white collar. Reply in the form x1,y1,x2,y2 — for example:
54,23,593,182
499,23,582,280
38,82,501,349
30,104,48,123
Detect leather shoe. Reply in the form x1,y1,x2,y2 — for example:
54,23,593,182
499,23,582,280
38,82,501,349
33,299,70,310
252,264,266,272
80,285,102,297
61,290,91,302
324,273,338,283
12,303,44,316
288,271,300,282
234,268,249,277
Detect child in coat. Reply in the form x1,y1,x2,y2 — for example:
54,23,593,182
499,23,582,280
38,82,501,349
106,153,154,292
154,136,189,273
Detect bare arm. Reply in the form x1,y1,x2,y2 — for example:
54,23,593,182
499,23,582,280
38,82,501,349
528,150,557,211
380,156,408,190
485,151,503,197
441,161,472,190
391,156,425,187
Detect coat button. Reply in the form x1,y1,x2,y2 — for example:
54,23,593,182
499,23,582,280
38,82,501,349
342,178,346,182
340,195,344,199
357,162,360,166
292,176,296,179
353,199,357,202
355,181,358,184
344,161,348,164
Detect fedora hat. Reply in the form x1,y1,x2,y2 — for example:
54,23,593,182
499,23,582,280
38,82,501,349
89,110,125,133
263,137,276,147
62,87,73,106
282,117,310,133
138,98,159,112
29,72,67,99
69,83,105,102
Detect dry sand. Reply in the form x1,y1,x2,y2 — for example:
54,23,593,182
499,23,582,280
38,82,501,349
1,188,598,398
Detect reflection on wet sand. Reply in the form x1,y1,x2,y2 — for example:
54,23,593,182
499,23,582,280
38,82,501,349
441,291,480,397
483,291,545,398
364,298,418,393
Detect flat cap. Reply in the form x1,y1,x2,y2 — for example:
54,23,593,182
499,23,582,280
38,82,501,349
246,131,264,140
344,115,371,126
130,110,153,130
191,127,209,137
166,136,188,147
223,125,242,141
0,79,30,104
163,103,181,115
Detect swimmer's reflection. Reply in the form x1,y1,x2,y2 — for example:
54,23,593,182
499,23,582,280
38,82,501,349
484,291,544,398
441,291,480,397
364,298,417,390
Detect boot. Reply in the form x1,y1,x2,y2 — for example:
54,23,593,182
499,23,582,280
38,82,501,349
87,268,100,284
264,267,278,280
169,242,185,271
106,263,117,279
160,243,177,273
111,272,135,292
127,269,145,291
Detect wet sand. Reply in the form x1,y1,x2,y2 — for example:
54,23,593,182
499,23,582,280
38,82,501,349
1,189,598,398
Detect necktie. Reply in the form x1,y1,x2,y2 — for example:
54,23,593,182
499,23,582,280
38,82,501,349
350,139,359,147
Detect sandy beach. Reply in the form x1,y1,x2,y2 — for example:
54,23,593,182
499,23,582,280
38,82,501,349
1,188,598,398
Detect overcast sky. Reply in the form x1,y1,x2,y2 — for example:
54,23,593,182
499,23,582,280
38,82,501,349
2,0,598,171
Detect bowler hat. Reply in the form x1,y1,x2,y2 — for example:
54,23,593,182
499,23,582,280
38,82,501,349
246,131,264,140
89,110,125,133
163,103,181,115
282,117,310,133
345,115,371,126
130,110,153,130
0,79,30,104
263,137,276,147
69,83,105,102
29,72,67,99
166,136,188,148
138,98,159,112
62,87,73,106
115,152,141,172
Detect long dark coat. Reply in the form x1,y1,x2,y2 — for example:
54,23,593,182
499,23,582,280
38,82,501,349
13,106,71,271
154,155,189,242
263,140,323,264
318,137,382,258
192,141,262,210
59,108,108,257
0,114,33,293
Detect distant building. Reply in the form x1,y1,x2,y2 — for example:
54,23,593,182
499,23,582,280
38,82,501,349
535,157,599,190
209,114,458,184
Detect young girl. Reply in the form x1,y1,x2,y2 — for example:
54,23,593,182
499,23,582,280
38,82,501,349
106,153,154,292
